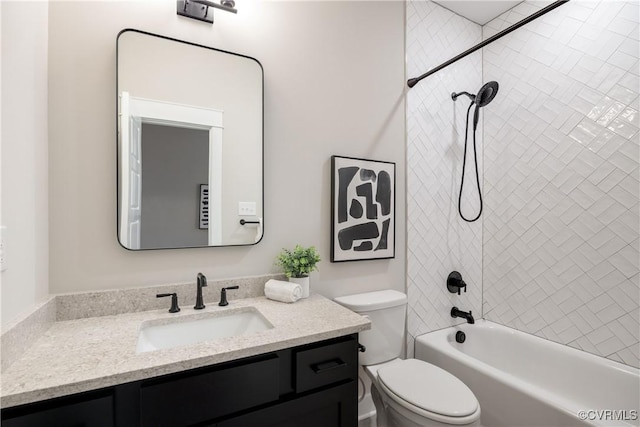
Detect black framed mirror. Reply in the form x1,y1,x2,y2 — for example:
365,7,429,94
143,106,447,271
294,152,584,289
117,29,263,250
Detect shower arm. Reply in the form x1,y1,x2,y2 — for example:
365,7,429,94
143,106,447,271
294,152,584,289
451,91,475,102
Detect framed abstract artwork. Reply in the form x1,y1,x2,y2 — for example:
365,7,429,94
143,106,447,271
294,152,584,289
331,155,395,262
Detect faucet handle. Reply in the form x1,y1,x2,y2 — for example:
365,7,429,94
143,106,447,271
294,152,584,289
447,271,467,295
157,293,180,313
219,286,239,306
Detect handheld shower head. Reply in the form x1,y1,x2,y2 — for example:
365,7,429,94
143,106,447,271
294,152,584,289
475,81,499,107
472,81,499,130
470,81,499,130
452,80,500,222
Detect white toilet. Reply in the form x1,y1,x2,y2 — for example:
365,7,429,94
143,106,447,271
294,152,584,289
335,290,481,427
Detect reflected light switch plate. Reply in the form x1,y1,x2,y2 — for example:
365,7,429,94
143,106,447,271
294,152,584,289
238,202,257,216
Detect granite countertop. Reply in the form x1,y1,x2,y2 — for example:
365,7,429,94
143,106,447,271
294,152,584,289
1,294,370,408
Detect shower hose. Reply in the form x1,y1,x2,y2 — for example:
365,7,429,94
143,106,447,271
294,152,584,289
458,102,483,223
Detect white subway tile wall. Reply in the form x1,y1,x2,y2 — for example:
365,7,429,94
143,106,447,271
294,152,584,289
406,0,483,355
483,0,639,368
407,0,639,367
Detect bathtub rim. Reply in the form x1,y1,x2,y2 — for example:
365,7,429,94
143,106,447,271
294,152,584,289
414,319,640,427
416,319,639,375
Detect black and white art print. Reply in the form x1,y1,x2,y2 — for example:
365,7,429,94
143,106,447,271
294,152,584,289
331,156,395,262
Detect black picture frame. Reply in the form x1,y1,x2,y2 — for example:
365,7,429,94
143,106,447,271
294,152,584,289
331,155,395,262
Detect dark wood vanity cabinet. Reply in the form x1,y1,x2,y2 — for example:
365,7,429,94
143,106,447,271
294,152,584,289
1,334,359,427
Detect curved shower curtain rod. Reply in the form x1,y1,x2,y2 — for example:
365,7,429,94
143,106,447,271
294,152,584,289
407,0,570,89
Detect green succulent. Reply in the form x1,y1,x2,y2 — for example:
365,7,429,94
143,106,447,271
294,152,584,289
276,245,321,278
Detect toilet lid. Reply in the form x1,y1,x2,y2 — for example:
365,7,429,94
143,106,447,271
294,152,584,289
377,359,478,418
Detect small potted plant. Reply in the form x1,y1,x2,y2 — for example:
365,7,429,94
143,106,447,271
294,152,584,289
275,245,321,298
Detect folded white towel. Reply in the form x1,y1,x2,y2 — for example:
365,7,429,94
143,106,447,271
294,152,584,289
264,279,302,303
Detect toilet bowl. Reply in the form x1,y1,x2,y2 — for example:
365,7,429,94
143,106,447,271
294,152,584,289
367,359,480,426
335,290,481,427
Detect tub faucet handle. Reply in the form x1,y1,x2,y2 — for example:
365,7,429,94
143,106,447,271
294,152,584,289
447,271,467,295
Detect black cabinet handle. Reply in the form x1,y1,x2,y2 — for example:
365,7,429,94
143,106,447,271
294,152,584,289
310,358,346,374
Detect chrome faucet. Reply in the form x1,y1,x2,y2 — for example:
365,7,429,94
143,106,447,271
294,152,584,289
194,272,207,310
451,306,475,324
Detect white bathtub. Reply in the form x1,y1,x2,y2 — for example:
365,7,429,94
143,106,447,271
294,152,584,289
415,320,640,427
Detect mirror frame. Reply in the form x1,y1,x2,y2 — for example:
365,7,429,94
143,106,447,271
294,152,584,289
116,28,264,250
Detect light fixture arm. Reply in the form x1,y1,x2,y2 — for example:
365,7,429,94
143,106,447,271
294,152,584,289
190,0,237,14
177,0,237,25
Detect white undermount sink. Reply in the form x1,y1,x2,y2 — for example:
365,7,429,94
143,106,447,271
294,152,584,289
136,308,274,353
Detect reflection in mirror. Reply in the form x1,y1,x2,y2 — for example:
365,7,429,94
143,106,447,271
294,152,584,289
117,29,263,250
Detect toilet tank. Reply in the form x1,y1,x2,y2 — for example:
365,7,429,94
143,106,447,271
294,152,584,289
335,290,407,366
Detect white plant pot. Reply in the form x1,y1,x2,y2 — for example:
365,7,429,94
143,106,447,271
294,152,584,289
289,276,310,298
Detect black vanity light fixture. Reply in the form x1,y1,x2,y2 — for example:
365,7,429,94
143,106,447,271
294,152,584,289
177,0,237,24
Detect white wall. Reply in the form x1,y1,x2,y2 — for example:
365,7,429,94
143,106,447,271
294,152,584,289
482,0,639,368
47,2,406,297
1,1,50,327
0,0,3,327
405,0,483,355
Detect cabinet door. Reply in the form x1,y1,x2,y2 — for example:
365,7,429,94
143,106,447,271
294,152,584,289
2,394,114,427
218,381,357,427
140,353,279,426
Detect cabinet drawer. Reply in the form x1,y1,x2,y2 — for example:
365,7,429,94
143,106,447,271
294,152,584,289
295,336,357,393
140,353,279,426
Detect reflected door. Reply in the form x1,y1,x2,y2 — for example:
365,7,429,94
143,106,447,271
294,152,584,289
119,91,142,249
128,116,142,249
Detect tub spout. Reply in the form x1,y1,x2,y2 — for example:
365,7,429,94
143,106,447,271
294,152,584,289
451,306,475,324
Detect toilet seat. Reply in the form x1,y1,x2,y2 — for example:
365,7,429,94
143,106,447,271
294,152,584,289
376,359,480,425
